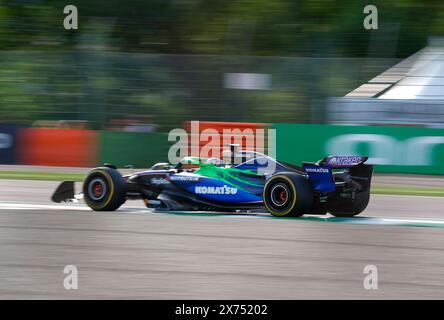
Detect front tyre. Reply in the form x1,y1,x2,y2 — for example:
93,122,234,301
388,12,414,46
263,172,313,217
83,167,126,211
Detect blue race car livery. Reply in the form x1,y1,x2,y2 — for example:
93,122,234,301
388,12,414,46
52,145,374,217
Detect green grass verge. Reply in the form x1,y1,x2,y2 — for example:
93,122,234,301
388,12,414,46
371,186,444,197
0,171,442,197
0,171,84,182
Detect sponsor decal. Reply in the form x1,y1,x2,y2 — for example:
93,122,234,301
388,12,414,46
195,185,238,195
0,133,12,149
327,156,363,167
150,178,169,185
305,167,329,173
0,125,19,165
170,175,200,182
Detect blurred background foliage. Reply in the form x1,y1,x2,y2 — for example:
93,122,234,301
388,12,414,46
0,0,443,129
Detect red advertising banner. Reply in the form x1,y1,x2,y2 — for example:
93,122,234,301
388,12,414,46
17,128,98,167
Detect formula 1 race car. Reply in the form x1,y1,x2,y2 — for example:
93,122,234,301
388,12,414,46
52,145,374,217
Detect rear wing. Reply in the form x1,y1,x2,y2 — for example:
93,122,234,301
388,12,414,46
317,156,368,168
303,155,372,193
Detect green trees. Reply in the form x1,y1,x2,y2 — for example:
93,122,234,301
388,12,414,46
0,1,443,127
1,0,442,56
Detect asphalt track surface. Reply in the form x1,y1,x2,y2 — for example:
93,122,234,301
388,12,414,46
1,180,444,299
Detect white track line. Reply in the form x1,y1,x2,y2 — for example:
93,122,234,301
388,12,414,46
0,202,157,214
0,202,89,211
342,217,444,226
0,202,444,227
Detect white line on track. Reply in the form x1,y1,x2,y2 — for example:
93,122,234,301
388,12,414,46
342,217,444,226
0,202,89,211
0,202,157,214
1,202,444,228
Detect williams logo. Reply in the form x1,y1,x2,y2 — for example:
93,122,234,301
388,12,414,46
195,185,238,195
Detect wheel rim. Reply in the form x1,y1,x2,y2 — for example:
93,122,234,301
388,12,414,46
270,183,290,207
88,178,107,201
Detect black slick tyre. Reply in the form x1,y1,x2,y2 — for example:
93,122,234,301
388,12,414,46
83,167,126,211
329,191,370,217
263,172,313,217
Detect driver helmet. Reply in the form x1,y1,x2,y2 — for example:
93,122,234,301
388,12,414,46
206,157,223,166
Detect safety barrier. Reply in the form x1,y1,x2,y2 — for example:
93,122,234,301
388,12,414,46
3,123,444,174
99,132,170,168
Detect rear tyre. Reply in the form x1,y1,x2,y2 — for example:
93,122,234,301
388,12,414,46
263,172,313,217
83,167,126,211
329,191,370,217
